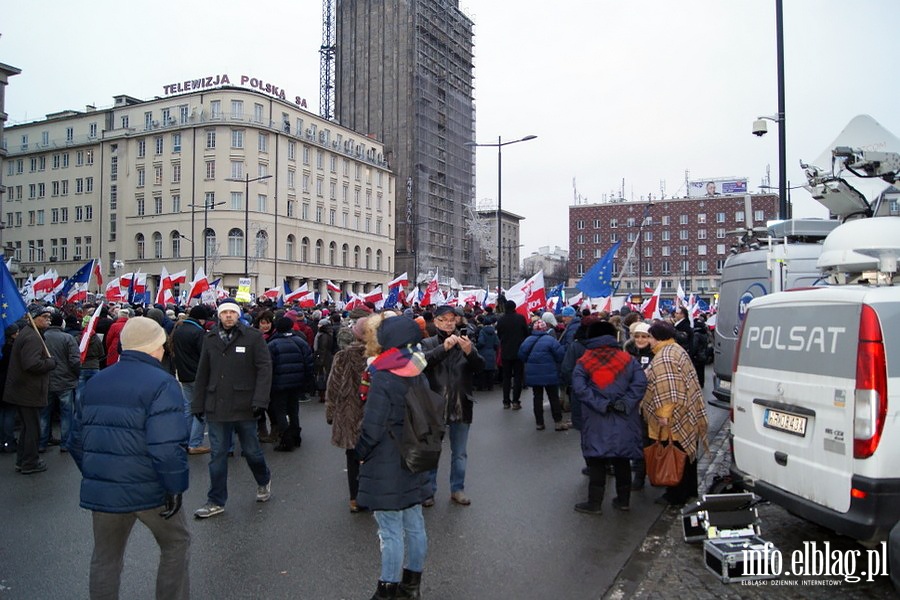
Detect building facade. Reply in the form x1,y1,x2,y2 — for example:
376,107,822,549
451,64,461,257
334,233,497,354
335,0,477,286
523,245,569,288
568,194,779,296
2,86,395,298
474,207,524,290
0,61,22,253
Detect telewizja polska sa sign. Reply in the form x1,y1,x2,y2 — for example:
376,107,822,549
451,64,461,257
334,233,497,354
162,74,309,109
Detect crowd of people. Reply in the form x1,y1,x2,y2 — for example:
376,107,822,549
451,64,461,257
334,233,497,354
0,292,712,599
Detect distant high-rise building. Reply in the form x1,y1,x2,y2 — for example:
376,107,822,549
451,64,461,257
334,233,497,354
335,0,476,285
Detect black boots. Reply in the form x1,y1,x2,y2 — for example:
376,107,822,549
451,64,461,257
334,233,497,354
370,581,398,599
574,481,605,515
396,569,422,599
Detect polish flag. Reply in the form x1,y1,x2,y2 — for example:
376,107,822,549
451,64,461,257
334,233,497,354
187,268,210,299
344,291,365,311
92,259,104,287
420,271,441,306
262,287,281,300
567,291,583,307
284,282,309,304
507,270,546,319
105,279,126,302
387,272,409,289
32,270,59,295
79,301,104,362
325,280,341,294
641,280,662,320
363,286,384,304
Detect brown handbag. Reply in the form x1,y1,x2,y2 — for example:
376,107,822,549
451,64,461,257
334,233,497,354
643,427,687,487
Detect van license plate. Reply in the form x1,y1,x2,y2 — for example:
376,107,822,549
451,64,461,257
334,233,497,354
764,409,807,436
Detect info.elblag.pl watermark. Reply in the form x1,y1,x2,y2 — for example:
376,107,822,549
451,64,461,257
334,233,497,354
740,541,889,585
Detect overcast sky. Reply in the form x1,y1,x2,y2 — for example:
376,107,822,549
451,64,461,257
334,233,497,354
4,0,899,260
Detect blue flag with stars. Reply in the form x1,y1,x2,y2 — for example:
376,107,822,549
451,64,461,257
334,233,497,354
575,241,621,298
0,260,26,355
547,283,564,314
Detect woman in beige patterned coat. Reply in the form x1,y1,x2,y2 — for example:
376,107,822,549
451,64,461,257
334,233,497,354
325,316,372,512
640,320,708,507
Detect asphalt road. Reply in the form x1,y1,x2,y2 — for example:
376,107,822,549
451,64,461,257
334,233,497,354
1,380,729,600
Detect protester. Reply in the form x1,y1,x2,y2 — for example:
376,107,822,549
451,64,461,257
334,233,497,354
518,320,567,431
421,306,485,506
70,317,190,600
171,305,212,455
42,310,81,452
571,321,647,515
355,316,430,600
4,306,56,474
641,321,708,507
325,316,370,512
267,317,314,451
495,300,528,410
104,308,130,366
623,320,655,491
474,316,499,391
192,300,273,519
313,317,336,403
0,325,20,453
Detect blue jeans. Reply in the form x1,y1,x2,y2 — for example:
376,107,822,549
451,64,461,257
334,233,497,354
206,420,270,507
179,382,207,448
373,505,427,582
427,422,469,495
41,388,75,449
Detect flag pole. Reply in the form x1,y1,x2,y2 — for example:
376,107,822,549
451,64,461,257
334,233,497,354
26,313,52,358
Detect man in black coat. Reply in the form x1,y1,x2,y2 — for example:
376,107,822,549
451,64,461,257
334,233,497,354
171,304,212,454
673,307,693,353
192,300,273,519
495,300,529,409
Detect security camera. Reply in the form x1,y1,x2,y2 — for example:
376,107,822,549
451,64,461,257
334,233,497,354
752,119,768,137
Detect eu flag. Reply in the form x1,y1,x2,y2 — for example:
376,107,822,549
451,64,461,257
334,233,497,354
575,242,621,298
382,286,400,310
0,260,27,354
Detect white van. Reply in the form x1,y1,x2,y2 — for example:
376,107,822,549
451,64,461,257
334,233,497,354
729,217,900,542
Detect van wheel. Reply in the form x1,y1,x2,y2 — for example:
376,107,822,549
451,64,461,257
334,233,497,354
707,474,745,495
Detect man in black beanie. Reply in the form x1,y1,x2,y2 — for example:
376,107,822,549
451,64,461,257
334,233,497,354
495,300,529,409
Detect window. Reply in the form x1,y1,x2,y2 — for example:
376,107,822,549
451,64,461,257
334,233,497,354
154,165,163,185
231,192,243,210
735,211,745,223
288,141,296,160
66,127,74,143
52,181,59,197
231,100,243,118
697,213,707,224
301,203,309,220
661,245,670,256
255,231,268,258
303,146,310,165
253,103,264,123
717,244,726,255
86,150,93,165
37,183,45,198
172,195,181,212
342,243,349,267
257,194,267,212
287,199,295,218
153,232,163,258
137,140,146,158
230,160,243,180
172,133,182,153
228,228,243,256
679,229,688,240
679,214,689,225
172,163,181,183
154,196,163,215
577,234,584,244
121,115,129,129
716,228,726,239
329,242,336,265
136,196,145,216
179,105,189,124
155,136,163,155
231,130,244,148
110,185,117,209
136,233,145,259
52,154,60,169
315,239,323,264
145,112,153,130
301,237,310,262
204,228,217,256
716,212,725,223
258,133,268,153
697,229,707,240
172,232,182,258
286,235,295,261
627,232,637,243
86,177,93,193
610,232,618,243
662,215,670,226
680,245,689,256
576,220,584,229
205,160,215,180
626,217,635,227
317,178,323,197
609,218,617,228
315,206,323,223
661,261,671,275
593,233,600,243
353,245,360,268
754,210,765,222
137,168,145,187
330,155,337,173
697,260,708,274
698,244,707,255
210,100,221,119
85,206,93,221
643,230,653,242
206,130,216,149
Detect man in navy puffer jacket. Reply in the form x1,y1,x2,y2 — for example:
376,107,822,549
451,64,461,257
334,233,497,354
519,320,568,431
267,317,314,451
70,317,190,600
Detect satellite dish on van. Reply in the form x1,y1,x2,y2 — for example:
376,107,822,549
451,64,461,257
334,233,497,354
817,217,900,276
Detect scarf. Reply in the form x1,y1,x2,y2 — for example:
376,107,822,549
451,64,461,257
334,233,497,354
358,344,426,403
577,345,633,390
652,338,677,354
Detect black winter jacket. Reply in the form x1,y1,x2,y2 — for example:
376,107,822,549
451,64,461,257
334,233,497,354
421,330,485,424
267,331,314,392
171,318,206,383
495,311,529,362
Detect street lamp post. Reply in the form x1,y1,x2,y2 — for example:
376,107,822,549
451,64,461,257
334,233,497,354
178,234,194,276
465,134,537,293
226,174,272,279
188,199,225,273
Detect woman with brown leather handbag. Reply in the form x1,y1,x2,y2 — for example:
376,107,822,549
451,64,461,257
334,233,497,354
640,321,708,508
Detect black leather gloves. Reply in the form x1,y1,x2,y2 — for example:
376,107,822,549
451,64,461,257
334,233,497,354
159,493,183,519
252,407,265,419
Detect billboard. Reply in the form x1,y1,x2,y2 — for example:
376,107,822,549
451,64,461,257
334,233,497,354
688,178,748,198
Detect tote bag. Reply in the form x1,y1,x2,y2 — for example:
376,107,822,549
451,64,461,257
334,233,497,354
643,428,687,487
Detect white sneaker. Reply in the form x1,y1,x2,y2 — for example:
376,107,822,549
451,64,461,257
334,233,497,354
194,503,224,519
256,481,272,502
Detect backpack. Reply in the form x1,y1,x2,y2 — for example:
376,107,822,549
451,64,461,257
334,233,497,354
390,383,446,473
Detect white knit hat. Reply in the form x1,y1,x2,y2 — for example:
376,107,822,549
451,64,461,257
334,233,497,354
120,317,167,355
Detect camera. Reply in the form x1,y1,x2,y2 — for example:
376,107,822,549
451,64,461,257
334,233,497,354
752,119,768,137
458,330,468,338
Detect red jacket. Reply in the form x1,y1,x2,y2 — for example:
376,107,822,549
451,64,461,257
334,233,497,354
105,317,129,366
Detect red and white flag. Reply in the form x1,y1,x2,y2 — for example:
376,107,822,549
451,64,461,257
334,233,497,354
325,280,341,294
641,280,662,320
420,271,441,306
262,287,281,300
79,302,104,362
187,268,210,299
344,291,365,311
92,259,104,287
363,286,384,305
387,272,409,289
32,270,59,295
105,279,126,302
507,270,546,319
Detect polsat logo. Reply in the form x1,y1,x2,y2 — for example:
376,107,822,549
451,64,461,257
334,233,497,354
735,283,768,335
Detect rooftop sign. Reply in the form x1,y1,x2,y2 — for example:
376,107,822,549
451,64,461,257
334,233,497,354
162,73,309,109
